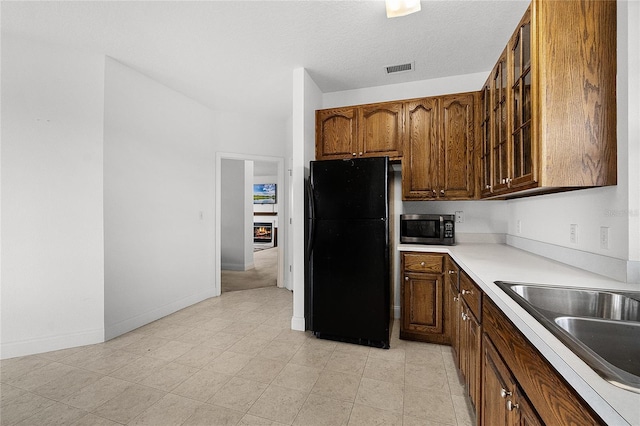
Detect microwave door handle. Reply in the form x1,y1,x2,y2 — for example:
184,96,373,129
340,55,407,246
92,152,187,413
439,216,445,242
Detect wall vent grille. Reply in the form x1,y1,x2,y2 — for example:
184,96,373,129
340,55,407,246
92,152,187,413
385,62,414,74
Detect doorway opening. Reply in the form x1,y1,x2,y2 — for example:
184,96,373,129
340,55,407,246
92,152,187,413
215,153,286,296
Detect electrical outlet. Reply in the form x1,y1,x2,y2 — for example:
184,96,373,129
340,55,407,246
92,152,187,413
600,226,609,249
570,224,578,244
455,211,464,223
516,220,522,234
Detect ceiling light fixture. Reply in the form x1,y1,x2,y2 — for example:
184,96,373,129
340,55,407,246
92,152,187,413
385,0,421,18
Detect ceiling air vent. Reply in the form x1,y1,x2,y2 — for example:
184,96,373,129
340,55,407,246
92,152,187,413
385,62,414,75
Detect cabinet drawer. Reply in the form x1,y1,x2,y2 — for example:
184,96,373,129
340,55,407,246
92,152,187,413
460,271,482,320
403,253,444,273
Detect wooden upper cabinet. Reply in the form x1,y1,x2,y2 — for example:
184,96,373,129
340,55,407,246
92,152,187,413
315,102,403,161
482,0,616,198
440,93,477,199
509,8,534,191
359,103,403,159
315,107,358,160
480,79,493,198
402,97,439,199
402,92,477,200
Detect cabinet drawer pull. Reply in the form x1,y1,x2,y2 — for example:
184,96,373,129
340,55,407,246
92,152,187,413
461,312,468,321
506,400,519,411
420,261,425,266
461,289,472,295
453,296,459,302
448,270,457,274
500,388,513,398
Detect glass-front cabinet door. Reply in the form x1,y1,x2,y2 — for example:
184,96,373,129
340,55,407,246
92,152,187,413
491,50,509,194
480,80,492,197
510,9,535,190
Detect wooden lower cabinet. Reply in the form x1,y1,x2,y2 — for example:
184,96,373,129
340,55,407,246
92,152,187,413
400,253,448,343
445,256,460,364
399,251,605,426
483,297,604,425
481,335,543,426
460,299,482,411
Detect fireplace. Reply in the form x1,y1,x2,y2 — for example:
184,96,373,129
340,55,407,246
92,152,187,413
253,222,273,244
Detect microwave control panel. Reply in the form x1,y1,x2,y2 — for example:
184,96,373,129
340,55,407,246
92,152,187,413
444,221,454,238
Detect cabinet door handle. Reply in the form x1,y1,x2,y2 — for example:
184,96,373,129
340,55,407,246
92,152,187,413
448,270,457,274
359,152,363,156
461,312,468,321
405,276,409,281
500,388,513,398
352,153,357,157
440,189,445,195
420,261,425,266
507,400,519,411
461,289,472,295
453,296,459,302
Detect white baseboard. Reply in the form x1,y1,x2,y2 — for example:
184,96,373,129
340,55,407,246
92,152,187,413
291,315,305,331
105,288,217,340
507,235,637,283
1,328,104,360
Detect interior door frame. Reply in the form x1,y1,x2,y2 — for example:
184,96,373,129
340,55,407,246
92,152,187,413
215,152,286,297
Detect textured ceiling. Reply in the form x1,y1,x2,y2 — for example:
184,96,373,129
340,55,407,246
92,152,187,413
1,1,530,120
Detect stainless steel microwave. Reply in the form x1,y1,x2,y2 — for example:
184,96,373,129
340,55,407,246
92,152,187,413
400,214,455,245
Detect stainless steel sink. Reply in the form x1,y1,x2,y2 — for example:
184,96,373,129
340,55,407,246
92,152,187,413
507,284,640,321
496,281,640,393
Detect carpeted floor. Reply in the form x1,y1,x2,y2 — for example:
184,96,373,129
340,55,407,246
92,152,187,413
221,247,278,292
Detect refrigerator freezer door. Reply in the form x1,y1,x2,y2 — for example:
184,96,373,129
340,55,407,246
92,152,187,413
310,218,390,347
310,157,388,220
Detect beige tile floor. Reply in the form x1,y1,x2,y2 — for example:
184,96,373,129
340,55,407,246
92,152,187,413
1,287,475,425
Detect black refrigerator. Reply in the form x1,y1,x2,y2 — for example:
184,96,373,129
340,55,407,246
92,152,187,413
305,156,390,349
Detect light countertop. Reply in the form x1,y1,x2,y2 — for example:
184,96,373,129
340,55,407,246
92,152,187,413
398,243,640,425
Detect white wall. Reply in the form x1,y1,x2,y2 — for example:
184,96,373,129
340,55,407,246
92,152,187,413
103,58,216,339
221,159,255,270
1,37,106,358
322,71,487,109
291,68,323,331
213,111,287,158
623,0,639,280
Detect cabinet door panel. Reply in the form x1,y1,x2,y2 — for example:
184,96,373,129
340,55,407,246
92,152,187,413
402,274,443,335
316,108,357,159
481,335,515,426
467,308,482,409
360,103,403,158
515,387,543,426
491,53,510,194
402,98,439,199
440,94,475,199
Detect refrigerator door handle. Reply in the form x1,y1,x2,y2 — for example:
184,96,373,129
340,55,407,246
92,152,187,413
439,215,445,243
306,180,316,256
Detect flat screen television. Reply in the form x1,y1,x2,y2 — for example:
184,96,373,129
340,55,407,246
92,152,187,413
253,183,277,204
